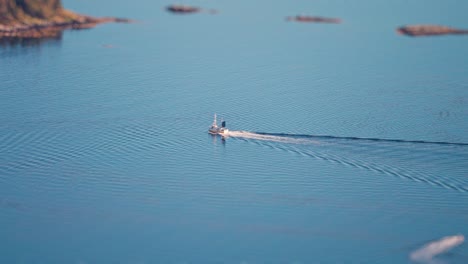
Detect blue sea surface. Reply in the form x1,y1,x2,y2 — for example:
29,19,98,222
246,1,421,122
1,0,468,263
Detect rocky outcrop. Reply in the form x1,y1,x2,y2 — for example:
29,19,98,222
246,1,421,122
286,15,341,24
166,4,217,14
166,5,200,14
397,25,468,37
0,0,131,38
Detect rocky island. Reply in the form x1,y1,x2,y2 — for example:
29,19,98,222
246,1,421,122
286,15,341,24
397,25,468,37
166,5,200,14
166,4,217,15
0,0,131,38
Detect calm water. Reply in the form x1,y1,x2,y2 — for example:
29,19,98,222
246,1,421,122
1,0,468,263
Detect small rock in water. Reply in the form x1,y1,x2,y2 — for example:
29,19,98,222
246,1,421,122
286,15,341,24
166,5,200,14
397,24,468,37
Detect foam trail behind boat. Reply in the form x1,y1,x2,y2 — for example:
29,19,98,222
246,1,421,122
224,130,468,193
226,131,322,145
410,234,464,263
254,132,468,146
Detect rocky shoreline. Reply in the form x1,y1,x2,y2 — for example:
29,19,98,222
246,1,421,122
0,16,132,38
0,0,132,39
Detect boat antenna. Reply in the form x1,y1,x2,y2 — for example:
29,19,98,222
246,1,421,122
212,113,218,127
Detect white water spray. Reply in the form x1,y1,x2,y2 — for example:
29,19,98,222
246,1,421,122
410,234,464,263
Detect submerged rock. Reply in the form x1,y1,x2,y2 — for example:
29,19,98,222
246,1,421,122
286,15,341,24
0,0,132,39
397,25,468,37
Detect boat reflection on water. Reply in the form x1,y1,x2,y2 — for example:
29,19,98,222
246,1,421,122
0,34,62,48
209,132,226,146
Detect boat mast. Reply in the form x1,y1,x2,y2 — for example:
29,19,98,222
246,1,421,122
212,113,218,127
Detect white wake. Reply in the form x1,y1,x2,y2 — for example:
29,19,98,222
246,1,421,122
226,131,321,145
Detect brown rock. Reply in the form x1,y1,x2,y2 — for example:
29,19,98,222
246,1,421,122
397,25,468,37
166,5,200,14
286,15,341,24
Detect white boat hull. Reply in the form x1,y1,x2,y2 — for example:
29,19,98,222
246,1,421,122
209,128,229,135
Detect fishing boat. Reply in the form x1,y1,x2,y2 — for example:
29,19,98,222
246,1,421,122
208,114,229,136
